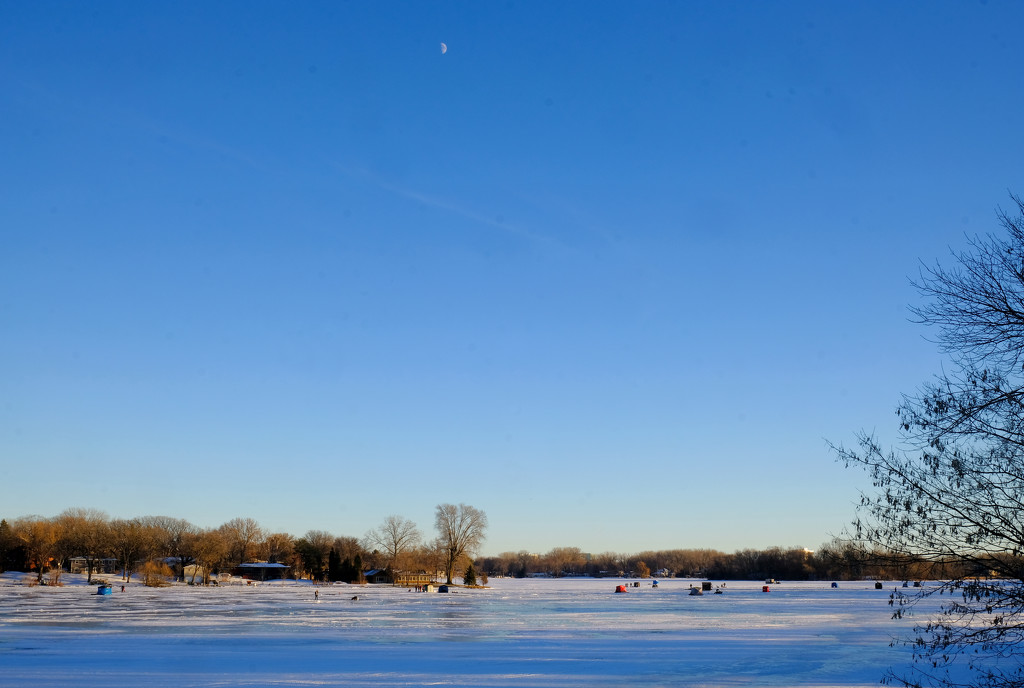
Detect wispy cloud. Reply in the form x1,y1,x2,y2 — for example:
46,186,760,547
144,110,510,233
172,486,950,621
9,77,271,174
330,163,564,250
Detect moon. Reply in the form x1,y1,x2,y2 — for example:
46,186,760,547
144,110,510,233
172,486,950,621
440,42,447,54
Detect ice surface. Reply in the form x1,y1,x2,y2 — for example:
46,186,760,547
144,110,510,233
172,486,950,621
0,575,938,687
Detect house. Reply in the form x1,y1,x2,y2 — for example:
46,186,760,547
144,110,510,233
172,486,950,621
364,569,440,586
231,562,290,581
394,571,436,586
364,569,390,584
68,557,118,575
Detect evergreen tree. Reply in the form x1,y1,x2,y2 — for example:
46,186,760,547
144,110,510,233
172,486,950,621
327,549,341,582
0,519,11,573
463,562,477,586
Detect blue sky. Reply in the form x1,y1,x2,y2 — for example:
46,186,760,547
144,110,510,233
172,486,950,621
3,1,1023,555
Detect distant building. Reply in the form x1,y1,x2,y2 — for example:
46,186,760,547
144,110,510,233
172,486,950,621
231,562,289,581
394,571,436,586
364,569,389,584
364,569,441,586
68,557,118,575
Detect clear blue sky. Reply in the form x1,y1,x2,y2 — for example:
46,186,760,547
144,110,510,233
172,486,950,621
3,1,1022,556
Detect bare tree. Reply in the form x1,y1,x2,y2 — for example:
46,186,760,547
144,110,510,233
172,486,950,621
220,517,264,565
414,539,446,581
56,508,111,583
332,536,363,563
191,529,228,584
13,516,60,584
364,515,421,574
833,195,1024,688
295,530,333,580
141,516,197,581
264,532,295,565
110,518,153,582
434,503,487,585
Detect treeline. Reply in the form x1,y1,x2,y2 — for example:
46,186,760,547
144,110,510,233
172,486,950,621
0,510,372,585
479,540,987,581
478,546,821,579
0,504,488,586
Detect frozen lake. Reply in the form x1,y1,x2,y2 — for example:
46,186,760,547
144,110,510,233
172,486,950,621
0,576,930,686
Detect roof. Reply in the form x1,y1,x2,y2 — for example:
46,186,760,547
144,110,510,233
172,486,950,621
237,563,289,569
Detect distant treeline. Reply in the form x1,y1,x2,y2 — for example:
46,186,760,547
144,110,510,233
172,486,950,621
479,541,993,581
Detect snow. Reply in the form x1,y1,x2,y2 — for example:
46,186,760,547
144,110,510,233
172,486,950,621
0,574,941,686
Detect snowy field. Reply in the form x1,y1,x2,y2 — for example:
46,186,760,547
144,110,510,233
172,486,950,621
0,574,936,687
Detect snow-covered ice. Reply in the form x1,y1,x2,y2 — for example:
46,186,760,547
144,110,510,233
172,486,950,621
0,575,934,687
